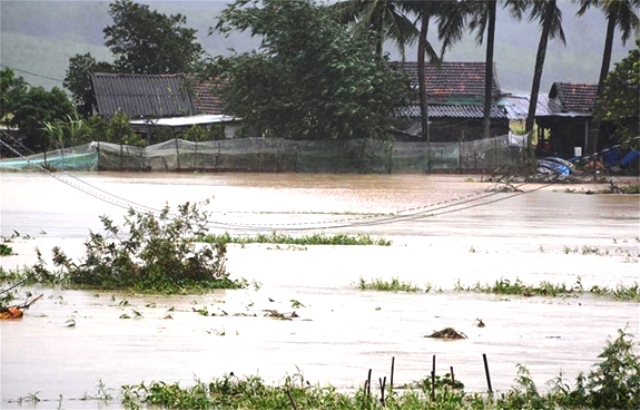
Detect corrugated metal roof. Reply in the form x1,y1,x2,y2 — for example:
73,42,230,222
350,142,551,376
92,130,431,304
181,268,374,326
91,73,196,118
130,114,238,127
389,61,502,103
397,104,508,119
504,94,552,119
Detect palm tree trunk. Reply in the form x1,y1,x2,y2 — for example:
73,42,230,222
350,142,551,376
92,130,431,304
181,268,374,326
374,4,384,59
589,11,617,154
483,0,496,140
418,2,431,172
526,0,555,134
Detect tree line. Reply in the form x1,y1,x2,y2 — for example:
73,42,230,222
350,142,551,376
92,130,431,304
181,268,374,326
1,0,638,153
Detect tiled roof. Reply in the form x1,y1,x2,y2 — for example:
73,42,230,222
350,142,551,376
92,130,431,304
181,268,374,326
389,61,502,104
191,78,223,115
549,82,597,113
91,73,195,119
397,104,508,119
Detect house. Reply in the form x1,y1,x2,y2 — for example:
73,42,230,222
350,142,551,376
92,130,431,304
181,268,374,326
389,61,510,142
533,82,597,159
533,81,640,159
90,72,238,139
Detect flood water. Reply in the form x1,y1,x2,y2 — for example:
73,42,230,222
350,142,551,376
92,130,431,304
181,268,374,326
1,172,639,409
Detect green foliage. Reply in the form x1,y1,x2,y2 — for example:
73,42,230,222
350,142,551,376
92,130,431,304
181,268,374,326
209,0,411,140
63,53,113,116
107,110,146,147
119,330,640,409
82,115,111,142
6,84,75,150
200,232,391,246
0,67,28,123
583,328,640,409
50,201,241,293
458,277,585,298
181,124,226,142
104,0,203,74
0,244,13,256
42,112,91,150
358,276,421,292
594,39,640,146
589,282,640,301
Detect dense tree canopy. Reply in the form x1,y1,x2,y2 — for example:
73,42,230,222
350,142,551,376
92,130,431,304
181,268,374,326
209,0,411,140
104,0,204,74
63,53,114,117
63,0,204,115
8,85,75,149
594,39,640,145
0,68,28,123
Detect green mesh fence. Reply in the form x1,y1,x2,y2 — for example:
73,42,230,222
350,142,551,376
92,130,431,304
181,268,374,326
1,134,528,173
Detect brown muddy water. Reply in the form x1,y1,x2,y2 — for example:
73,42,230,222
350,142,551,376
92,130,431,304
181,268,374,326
1,172,639,409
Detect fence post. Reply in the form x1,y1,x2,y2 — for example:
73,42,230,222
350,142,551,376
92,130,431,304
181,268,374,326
120,142,123,171
458,140,462,173
96,141,100,171
175,137,180,171
193,140,198,170
216,143,220,172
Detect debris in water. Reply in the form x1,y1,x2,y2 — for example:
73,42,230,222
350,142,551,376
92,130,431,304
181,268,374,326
426,327,468,340
475,318,485,328
0,294,43,320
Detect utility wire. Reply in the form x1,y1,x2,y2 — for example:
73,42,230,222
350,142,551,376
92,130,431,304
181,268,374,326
0,132,576,233
0,64,64,83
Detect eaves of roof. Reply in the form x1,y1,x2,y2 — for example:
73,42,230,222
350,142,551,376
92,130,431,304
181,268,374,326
397,104,508,119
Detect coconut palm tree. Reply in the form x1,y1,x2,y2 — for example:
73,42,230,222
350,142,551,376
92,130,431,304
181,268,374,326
440,0,526,139
398,1,461,171
525,0,566,134
577,0,640,152
331,0,419,59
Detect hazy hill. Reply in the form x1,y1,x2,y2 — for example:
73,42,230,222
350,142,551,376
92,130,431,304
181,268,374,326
1,0,636,95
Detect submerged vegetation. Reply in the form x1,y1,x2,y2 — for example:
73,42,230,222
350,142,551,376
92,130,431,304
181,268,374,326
112,329,640,409
357,276,426,293
354,276,639,302
0,243,13,256
455,277,584,298
200,232,392,246
455,277,640,302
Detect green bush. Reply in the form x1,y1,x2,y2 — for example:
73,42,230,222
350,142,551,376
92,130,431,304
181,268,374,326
51,201,241,293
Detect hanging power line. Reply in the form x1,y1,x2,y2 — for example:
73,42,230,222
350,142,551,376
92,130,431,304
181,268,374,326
0,64,64,83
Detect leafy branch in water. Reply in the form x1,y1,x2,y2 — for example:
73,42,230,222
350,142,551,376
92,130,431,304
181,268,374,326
49,201,242,293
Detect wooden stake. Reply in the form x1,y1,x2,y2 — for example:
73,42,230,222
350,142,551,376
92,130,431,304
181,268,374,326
483,353,493,393
450,366,455,387
390,356,395,392
379,376,386,407
431,354,436,401
286,389,298,410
